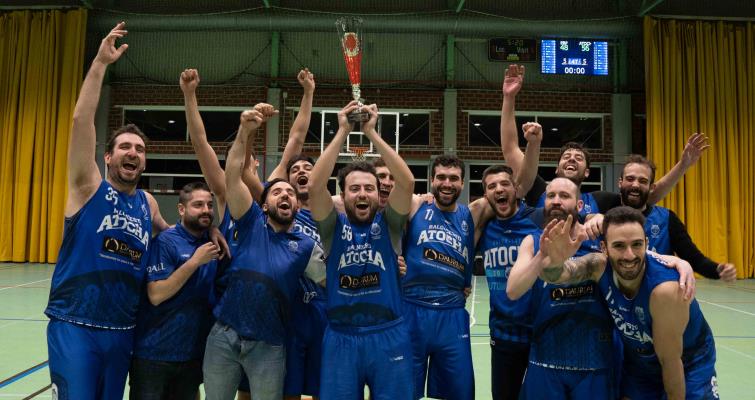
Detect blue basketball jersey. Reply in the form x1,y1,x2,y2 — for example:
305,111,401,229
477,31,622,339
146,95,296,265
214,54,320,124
45,181,152,329
530,234,613,370
537,192,599,218
324,211,403,330
644,206,671,254
213,202,319,345
402,203,475,308
133,223,217,362
477,204,541,343
598,252,716,378
214,207,238,303
294,208,327,303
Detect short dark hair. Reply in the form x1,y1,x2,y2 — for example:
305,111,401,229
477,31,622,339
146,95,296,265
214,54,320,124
337,161,379,193
106,124,148,153
178,181,211,205
481,164,514,187
371,157,387,169
431,155,465,180
260,178,297,204
623,154,657,184
602,206,646,238
559,142,591,169
286,154,315,176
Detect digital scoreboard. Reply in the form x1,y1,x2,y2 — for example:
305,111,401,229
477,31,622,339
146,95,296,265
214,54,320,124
540,39,608,76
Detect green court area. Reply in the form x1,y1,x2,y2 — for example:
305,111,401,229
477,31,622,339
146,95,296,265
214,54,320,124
1,263,753,399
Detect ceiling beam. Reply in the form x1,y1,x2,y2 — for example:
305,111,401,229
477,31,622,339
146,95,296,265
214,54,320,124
638,0,665,16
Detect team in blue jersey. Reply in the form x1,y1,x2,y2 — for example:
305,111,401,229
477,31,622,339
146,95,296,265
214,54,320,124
49,27,725,399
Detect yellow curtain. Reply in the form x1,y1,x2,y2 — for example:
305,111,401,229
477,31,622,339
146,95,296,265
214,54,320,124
644,16,755,278
0,9,87,262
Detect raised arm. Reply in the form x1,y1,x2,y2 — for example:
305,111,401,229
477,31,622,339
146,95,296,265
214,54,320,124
469,197,495,246
66,22,129,216
506,235,541,300
181,69,228,215
515,121,542,197
309,102,356,219
648,133,709,204
536,216,603,284
225,105,275,219
500,64,526,174
362,105,414,216
241,136,264,202
650,282,690,400
269,69,315,181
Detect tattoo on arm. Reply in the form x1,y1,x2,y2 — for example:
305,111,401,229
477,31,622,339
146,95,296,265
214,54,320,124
542,253,604,283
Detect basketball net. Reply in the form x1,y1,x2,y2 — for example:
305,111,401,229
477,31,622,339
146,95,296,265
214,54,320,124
351,146,368,162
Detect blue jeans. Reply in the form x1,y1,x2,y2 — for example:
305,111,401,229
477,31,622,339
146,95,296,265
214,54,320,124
202,322,286,400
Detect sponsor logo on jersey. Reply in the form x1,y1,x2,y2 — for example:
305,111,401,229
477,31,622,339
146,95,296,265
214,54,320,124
339,272,380,290
423,248,464,272
97,209,149,247
370,223,381,238
102,236,144,263
289,240,299,252
416,225,469,261
461,220,469,233
650,224,661,238
338,244,386,271
634,306,646,324
549,283,595,301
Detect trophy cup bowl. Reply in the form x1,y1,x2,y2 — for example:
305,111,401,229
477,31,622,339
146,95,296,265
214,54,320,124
336,16,370,123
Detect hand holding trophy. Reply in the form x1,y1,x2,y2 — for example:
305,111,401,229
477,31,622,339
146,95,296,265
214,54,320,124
336,16,369,123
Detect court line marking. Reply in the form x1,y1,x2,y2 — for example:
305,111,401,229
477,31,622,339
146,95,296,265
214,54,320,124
0,313,47,330
0,318,47,322
23,384,51,400
0,361,48,389
469,275,478,328
697,299,755,317
718,344,755,362
0,279,51,293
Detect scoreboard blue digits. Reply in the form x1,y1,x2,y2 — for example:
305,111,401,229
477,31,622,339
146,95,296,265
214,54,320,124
540,39,608,76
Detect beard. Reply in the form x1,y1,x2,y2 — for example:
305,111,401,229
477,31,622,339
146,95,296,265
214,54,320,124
610,254,646,281
486,194,516,218
544,205,580,226
184,212,213,232
620,186,649,209
107,162,142,187
344,200,378,224
267,205,297,226
432,185,461,208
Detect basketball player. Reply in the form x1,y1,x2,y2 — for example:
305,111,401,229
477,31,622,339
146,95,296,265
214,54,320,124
308,101,414,399
537,206,718,399
129,182,219,399
44,22,172,400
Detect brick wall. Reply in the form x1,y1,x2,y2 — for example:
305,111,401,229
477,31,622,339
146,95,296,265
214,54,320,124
108,84,627,164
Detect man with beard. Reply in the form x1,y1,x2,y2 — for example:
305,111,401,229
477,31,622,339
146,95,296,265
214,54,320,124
476,165,542,400
308,101,415,399
506,177,615,400
499,64,704,217
535,206,717,400
130,182,220,399
44,22,172,400
202,106,326,400
585,155,737,282
401,155,476,400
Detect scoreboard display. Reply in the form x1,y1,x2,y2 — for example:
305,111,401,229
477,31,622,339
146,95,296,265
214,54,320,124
540,39,608,76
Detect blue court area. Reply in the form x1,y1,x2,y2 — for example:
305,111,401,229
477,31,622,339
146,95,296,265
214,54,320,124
1,263,754,399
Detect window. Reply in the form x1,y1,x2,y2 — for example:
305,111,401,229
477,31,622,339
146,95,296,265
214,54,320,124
122,107,246,143
327,162,429,196
467,111,604,149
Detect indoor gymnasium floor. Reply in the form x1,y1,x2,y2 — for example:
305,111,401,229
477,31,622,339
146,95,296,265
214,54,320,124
1,263,754,399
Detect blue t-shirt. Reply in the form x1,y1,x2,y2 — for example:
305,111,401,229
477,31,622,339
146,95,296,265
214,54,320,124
323,211,404,331
45,181,152,329
530,234,613,370
214,207,238,303
477,204,541,343
133,223,217,362
402,203,475,308
644,206,671,254
213,202,322,345
537,192,599,218
599,252,716,378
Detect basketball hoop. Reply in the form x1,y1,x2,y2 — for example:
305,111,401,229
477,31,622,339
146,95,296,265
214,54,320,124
351,146,369,161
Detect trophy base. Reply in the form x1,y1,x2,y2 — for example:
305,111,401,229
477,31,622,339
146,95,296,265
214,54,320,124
347,110,370,123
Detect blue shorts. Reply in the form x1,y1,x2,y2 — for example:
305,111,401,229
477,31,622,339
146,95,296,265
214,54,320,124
47,319,134,400
521,363,611,400
283,299,328,397
320,318,413,400
490,338,529,400
404,301,474,400
622,364,719,400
